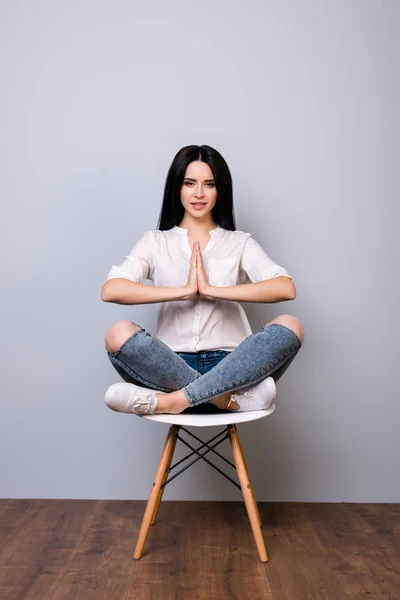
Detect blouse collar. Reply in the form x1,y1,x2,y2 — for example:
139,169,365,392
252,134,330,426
171,224,223,236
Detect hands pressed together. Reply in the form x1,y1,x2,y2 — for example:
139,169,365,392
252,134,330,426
183,242,214,301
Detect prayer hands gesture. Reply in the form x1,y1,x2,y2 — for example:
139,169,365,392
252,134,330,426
183,242,212,300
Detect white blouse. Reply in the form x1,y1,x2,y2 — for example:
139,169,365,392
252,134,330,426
105,225,293,352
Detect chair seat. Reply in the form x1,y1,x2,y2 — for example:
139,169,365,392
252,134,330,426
142,403,276,427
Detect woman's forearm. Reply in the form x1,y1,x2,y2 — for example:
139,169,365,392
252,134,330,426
101,279,188,305
207,277,296,304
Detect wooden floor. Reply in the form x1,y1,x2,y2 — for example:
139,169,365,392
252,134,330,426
0,500,399,599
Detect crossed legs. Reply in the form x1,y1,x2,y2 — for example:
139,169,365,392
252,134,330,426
105,315,304,414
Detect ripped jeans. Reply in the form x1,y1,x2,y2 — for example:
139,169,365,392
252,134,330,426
106,323,302,411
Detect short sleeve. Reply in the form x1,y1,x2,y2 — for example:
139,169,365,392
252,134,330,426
239,235,293,283
105,231,154,284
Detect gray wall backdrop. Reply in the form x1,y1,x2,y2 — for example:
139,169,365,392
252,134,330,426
0,1,398,502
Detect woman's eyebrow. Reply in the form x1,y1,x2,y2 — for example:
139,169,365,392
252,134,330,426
184,178,215,182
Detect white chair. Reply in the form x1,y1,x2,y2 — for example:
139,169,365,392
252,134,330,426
133,405,276,562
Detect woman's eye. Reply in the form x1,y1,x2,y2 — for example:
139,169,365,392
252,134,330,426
184,181,215,187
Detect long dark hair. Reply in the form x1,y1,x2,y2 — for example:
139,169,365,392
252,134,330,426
156,145,236,231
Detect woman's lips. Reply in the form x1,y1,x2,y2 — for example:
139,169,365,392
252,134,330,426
191,202,207,210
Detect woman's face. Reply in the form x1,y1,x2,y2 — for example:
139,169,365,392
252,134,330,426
180,161,217,220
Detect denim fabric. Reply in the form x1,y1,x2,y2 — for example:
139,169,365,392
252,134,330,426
176,350,231,375
182,324,301,405
176,351,232,414
106,323,302,408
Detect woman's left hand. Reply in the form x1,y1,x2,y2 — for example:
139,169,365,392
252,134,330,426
195,243,214,298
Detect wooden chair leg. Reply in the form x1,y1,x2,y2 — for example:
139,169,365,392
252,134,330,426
133,425,178,559
228,424,268,562
235,427,262,527
150,425,179,526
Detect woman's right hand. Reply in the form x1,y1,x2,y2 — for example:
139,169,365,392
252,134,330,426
181,242,199,300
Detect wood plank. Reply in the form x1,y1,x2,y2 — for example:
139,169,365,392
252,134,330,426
309,504,400,599
268,504,349,598
176,501,272,600
0,500,399,600
344,503,396,535
0,500,101,600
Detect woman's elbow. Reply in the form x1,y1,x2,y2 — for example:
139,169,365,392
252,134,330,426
283,278,296,300
101,282,113,302
289,283,296,300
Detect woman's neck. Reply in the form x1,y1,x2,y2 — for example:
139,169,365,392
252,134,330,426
178,216,217,237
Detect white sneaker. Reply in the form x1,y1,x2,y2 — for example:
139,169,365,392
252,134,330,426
228,377,276,412
105,382,164,415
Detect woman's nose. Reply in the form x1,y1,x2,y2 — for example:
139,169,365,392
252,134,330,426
195,186,205,198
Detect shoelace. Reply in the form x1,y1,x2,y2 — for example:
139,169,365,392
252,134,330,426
132,392,156,414
227,389,252,408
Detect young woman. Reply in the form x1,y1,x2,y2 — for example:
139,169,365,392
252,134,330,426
101,145,304,415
